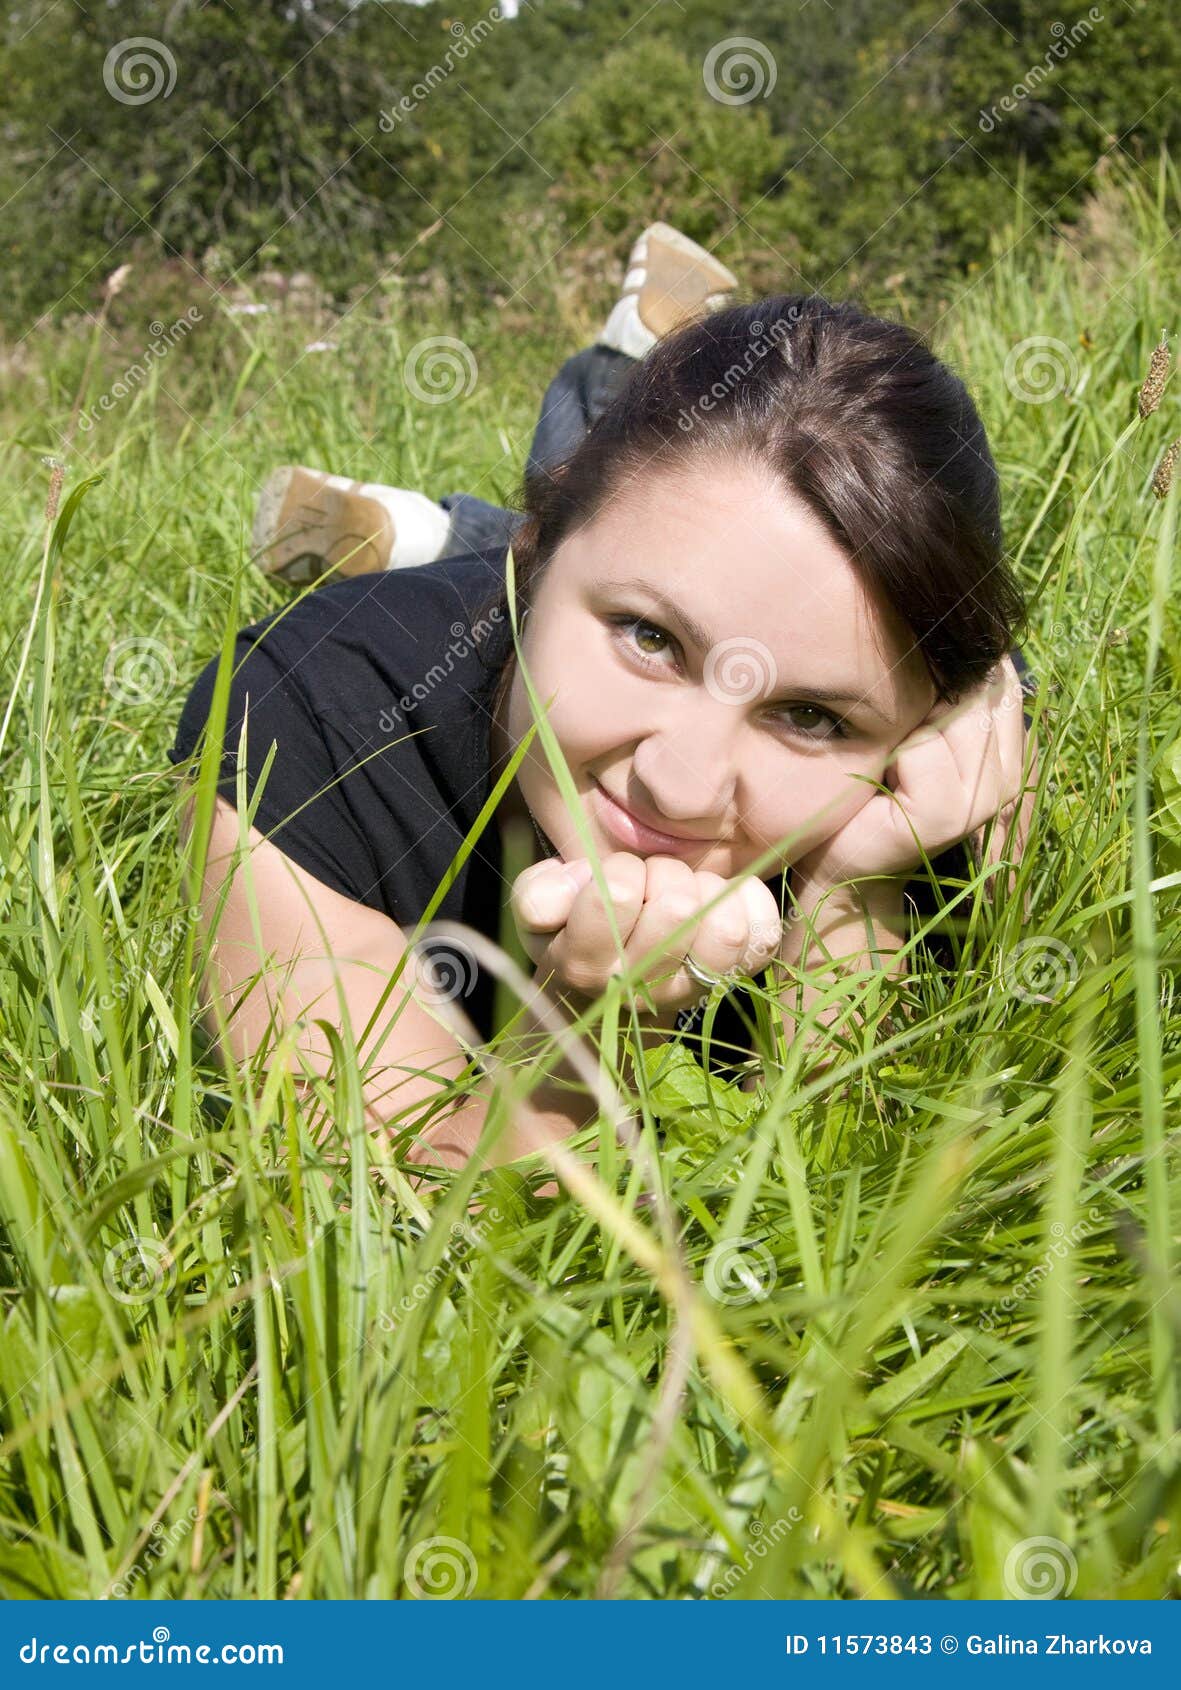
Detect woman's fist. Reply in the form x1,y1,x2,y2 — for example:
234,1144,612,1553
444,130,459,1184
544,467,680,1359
792,654,1037,890
510,850,783,1012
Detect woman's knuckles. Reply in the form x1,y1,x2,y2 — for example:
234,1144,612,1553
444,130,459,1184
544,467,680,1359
701,909,749,952
533,859,791,994
514,885,566,930
603,850,646,884
604,878,644,908
559,958,611,995
655,893,699,924
512,858,585,930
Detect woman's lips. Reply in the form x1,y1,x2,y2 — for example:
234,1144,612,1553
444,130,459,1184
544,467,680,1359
590,780,714,857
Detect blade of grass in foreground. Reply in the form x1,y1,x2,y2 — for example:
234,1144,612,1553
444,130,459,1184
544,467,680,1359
1131,477,1177,1442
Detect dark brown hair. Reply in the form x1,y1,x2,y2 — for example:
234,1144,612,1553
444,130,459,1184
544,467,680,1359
486,292,1026,736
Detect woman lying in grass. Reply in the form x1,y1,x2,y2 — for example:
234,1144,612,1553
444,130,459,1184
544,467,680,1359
170,242,1038,1186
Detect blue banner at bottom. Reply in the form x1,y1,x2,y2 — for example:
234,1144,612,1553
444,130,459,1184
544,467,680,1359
1,1600,1176,1687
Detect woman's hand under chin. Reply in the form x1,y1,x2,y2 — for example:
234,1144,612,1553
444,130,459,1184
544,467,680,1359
791,655,1038,896
509,851,784,1017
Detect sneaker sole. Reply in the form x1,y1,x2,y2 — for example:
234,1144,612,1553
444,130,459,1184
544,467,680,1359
635,222,739,340
643,221,739,285
251,467,395,584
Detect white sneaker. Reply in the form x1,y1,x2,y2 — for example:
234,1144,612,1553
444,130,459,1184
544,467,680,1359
251,467,451,584
598,222,739,358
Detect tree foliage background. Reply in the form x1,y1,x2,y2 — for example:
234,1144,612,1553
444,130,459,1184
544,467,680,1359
1,0,1177,333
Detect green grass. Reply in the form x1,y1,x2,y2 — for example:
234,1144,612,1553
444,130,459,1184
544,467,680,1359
1,155,1180,1601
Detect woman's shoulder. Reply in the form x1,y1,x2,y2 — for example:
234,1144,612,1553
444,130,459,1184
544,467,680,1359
234,548,512,676
165,547,515,919
170,549,513,759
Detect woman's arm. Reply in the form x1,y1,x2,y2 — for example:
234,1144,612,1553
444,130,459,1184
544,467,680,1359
182,794,603,1183
744,684,1043,1087
744,722,1041,1091
738,874,909,1091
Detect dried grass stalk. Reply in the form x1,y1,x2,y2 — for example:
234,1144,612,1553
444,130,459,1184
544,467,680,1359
1138,330,1171,417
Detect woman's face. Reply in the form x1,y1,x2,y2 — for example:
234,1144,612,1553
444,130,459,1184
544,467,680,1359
493,456,939,883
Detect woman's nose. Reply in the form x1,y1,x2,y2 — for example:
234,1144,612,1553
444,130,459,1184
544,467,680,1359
631,703,740,825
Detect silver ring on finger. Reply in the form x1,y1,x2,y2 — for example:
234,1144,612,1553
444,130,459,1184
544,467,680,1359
683,954,726,990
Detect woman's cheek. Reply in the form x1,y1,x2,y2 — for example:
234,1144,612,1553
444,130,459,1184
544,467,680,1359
540,690,607,767
544,656,638,756
759,764,879,861
529,625,616,729
512,669,624,828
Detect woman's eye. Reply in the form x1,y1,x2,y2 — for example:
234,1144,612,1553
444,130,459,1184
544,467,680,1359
609,615,848,739
778,704,848,741
610,615,677,665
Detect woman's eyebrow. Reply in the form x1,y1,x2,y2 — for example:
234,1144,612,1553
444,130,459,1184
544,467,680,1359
600,576,891,721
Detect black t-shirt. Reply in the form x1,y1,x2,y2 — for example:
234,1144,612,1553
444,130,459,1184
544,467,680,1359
169,550,519,1045
169,551,1037,1070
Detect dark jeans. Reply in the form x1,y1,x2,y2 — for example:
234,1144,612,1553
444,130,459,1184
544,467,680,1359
437,342,635,557
440,341,1037,721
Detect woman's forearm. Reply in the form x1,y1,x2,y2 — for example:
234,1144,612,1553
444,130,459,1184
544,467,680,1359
398,1071,597,1174
272,965,607,1186
280,954,676,1191
189,796,621,1191
768,873,910,1076
400,981,679,1172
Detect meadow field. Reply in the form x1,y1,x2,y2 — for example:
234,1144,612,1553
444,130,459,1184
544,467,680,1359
0,153,1179,1600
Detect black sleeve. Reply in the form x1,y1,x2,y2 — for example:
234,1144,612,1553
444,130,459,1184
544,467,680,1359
169,615,385,909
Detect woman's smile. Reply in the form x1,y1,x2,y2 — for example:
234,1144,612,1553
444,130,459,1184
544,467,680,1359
588,777,719,857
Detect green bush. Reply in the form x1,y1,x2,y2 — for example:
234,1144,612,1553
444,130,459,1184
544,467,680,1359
3,0,1179,333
